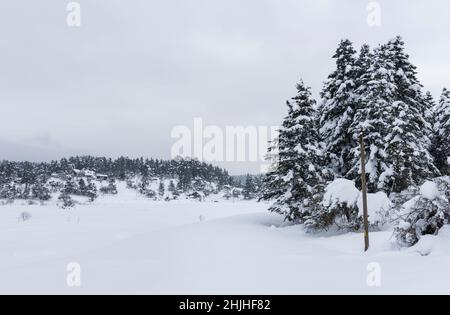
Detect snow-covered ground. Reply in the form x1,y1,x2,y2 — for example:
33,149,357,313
1,183,449,294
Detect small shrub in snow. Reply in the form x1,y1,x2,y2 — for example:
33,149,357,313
100,179,118,195
18,212,32,222
58,192,75,209
394,181,447,247
0,199,14,205
126,179,137,189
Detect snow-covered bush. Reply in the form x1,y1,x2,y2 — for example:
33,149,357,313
394,181,447,247
433,176,450,223
304,179,360,231
322,178,360,230
304,179,392,231
58,192,75,209
48,180,64,193
99,179,118,195
389,185,420,210
357,191,392,229
0,184,19,200
31,183,51,201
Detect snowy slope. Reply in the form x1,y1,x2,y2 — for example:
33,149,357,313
1,184,449,294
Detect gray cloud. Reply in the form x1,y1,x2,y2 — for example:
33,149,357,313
1,0,449,174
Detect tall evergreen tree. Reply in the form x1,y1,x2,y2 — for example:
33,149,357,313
85,182,97,201
387,36,427,117
78,178,87,195
349,42,438,193
343,44,373,183
355,44,373,80
168,180,178,197
386,36,439,184
319,39,358,175
347,44,398,192
261,80,325,222
243,175,256,200
431,88,450,175
63,178,77,195
382,100,420,192
424,91,436,127
158,181,165,197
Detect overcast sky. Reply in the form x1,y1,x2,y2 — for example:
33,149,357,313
1,0,450,174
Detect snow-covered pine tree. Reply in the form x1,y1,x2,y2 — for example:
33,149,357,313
259,137,280,202
158,181,165,197
387,36,439,184
63,178,77,195
355,44,373,80
7,184,18,200
108,178,118,194
431,88,450,175
78,178,87,195
388,36,427,117
319,39,358,176
139,176,149,195
58,191,74,208
243,174,256,200
423,91,437,153
31,182,51,201
382,100,419,192
347,43,397,193
344,44,372,185
19,184,31,199
168,180,178,197
85,182,97,201
175,180,184,195
424,91,436,129
261,79,325,222
348,41,438,194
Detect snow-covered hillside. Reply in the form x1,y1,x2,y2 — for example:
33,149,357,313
1,183,449,294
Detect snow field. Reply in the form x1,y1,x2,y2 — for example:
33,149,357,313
1,184,449,294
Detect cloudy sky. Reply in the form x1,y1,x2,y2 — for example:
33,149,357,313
1,0,450,174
